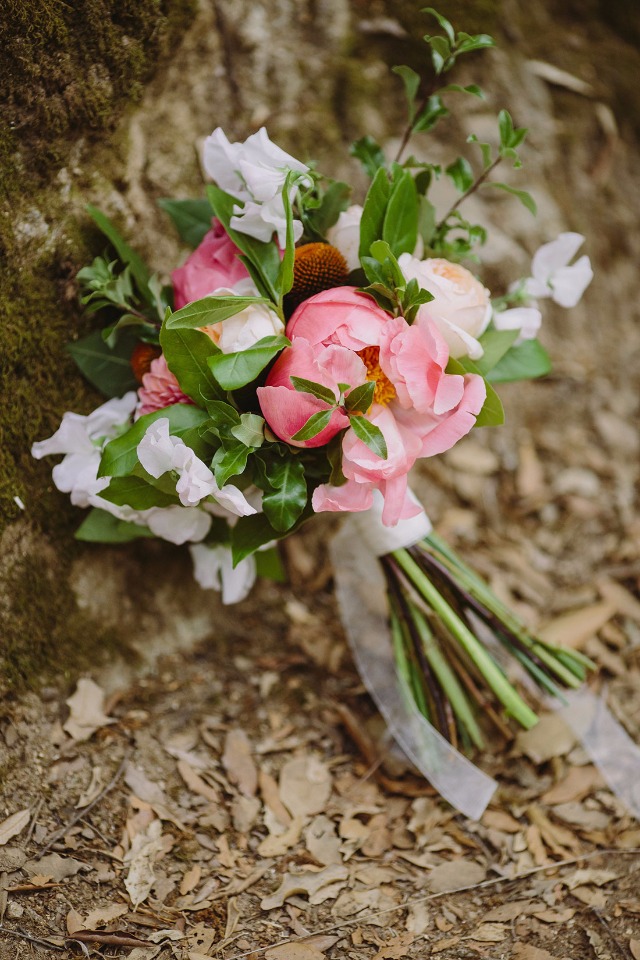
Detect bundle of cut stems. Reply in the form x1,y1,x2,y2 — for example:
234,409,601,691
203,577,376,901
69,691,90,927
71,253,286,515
383,533,594,750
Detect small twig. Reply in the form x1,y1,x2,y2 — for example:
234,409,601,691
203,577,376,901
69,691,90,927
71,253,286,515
4,882,62,893
394,79,440,164
0,873,8,924
23,797,44,848
0,925,65,951
37,753,129,857
435,155,501,228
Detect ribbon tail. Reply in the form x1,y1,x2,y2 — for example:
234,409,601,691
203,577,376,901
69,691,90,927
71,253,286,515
330,518,497,820
554,687,640,820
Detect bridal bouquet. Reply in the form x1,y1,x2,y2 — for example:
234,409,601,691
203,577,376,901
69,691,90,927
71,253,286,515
32,9,595,811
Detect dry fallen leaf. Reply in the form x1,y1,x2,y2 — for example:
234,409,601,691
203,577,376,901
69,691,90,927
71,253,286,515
258,816,304,857
124,818,164,908
66,908,85,935
63,678,116,741
224,896,242,939
371,932,415,959
0,808,30,846
541,765,604,804
515,714,576,764
82,903,129,929
512,944,554,960
468,922,508,943
538,602,616,649
261,864,348,910
279,755,332,818
24,853,86,881
177,759,219,803
76,765,104,808
222,729,258,797
304,815,342,866
629,939,640,960
481,809,522,833
265,945,326,960
427,859,486,893
180,865,202,896
125,763,186,830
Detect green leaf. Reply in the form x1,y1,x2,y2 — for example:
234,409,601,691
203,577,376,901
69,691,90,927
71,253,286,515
203,399,241,431
485,182,537,214
208,334,290,391
426,34,452,74
442,83,484,97
349,136,387,180
487,339,551,383
75,507,154,543
101,476,178,509
86,206,151,300
369,240,406,289
207,184,281,303
345,380,375,414
348,415,388,459
290,376,337,405
67,328,138,398
291,408,334,442
359,167,391,261
157,197,212,248
166,294,270,330
254,546,287,582
412,94,449,132
392,65,421,122
160,324,224,406
99,404,209,478
474,378,505,427
303,179,351,238
474,327,519,375
277,170,296,301
230,413,265,447
383,170,418,257
261,459,308,532
231,513,283,565
212,439,251,486
467,133,493,170
423,6,456,43
445,156,474,193
456,32,495,53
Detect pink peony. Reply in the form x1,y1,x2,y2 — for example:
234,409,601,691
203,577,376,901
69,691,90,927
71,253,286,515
137,355,195,417
172,220,249,310
257,338,368,448
287,286,390,350
287,291,487,525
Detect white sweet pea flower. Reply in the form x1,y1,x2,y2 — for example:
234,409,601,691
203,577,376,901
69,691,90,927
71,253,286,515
145,505,212,544
492,305,542,343
189,543,256,604
203,126,310,246
172,445,218,508
523,232,593,308
31,393,137,507
137,418,183,478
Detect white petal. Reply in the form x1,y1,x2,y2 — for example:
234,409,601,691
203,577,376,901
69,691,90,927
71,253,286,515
213,483,258,517
85,392,138,441
492,306,542,341
549,255,593,307
31,414,94,458
146,506,211,544
531,232,585,283
137,418,181,478
220,553,256,604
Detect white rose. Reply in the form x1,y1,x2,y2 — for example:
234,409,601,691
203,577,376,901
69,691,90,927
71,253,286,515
201,282,284,354
398,254,492,360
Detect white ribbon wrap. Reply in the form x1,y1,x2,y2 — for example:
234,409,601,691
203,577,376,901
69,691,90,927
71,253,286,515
330,505,498,820
331,494,640,822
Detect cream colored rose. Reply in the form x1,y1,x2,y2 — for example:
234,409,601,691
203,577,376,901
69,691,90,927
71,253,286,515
200,279,284,353
398,254,492,359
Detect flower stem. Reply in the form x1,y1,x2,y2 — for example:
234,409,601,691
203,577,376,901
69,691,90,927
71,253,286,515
392,548,539,729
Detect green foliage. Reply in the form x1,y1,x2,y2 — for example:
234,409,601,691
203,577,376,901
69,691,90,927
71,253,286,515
67,328,140,397
166,294,270,330
160,323,224,406
348,414,388,459
158,197,213,248
208,335,290,391
350,136,387,179
76,507,155,542
261,459,308,532
487,339,551,382
299,178,351,241
98,404,210,478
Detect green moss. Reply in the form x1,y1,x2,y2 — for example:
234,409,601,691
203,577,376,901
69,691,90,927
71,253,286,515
1,548,138,694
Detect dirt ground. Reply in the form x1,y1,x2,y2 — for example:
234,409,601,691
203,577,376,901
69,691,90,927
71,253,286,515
1,482,640,960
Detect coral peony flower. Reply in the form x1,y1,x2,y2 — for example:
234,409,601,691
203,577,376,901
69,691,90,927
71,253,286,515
287,286,390,351
172,219,249,310
398,254,492,360
257,338,368,448
137,355,195,417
